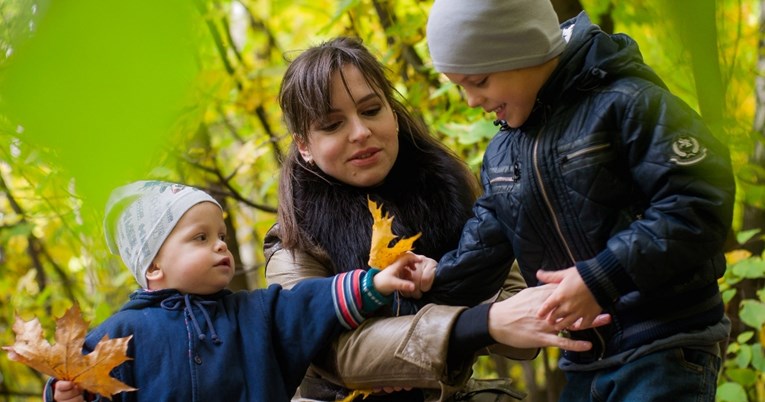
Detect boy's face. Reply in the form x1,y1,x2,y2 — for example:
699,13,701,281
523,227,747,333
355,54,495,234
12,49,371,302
445,60,556,128
148,202,235,294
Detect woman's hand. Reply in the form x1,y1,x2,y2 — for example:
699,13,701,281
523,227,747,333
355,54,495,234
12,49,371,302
487,284,611,352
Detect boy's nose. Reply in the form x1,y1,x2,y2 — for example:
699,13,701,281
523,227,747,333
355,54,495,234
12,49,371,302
465,91,483,108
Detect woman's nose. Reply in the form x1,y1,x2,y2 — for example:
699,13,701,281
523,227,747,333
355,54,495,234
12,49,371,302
348,117,372,142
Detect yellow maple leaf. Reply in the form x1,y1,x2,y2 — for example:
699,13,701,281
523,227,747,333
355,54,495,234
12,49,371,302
3,304,136,399
337,389,373,402
367,197,421,269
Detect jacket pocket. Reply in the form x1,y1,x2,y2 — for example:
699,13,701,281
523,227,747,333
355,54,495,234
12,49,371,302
559,142,614,175
486,163,522,194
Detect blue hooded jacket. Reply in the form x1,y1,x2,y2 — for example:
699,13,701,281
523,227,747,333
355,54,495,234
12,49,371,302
43,271,376,402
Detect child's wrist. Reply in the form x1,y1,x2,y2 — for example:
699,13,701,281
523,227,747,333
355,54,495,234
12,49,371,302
362,268,393,311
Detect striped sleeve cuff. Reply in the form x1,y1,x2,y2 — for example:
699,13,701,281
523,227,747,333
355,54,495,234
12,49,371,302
332,270,365,329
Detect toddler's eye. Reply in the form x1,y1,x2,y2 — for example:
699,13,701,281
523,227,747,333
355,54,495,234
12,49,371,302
218,233,226,241
195,234,208,242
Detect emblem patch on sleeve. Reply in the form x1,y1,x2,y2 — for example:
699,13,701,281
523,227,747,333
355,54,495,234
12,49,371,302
669,135,707,166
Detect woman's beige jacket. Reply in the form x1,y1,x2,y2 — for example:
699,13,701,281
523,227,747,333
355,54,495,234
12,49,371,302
264,226,536,401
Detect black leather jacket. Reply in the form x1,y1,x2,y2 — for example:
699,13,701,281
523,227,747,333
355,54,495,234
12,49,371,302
426,13,735,363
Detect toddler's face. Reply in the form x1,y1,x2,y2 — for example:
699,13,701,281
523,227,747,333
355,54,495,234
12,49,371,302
445,61,555,128
150,202,235,294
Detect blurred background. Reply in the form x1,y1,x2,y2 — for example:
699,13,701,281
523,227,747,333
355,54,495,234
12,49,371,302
0,0,763,401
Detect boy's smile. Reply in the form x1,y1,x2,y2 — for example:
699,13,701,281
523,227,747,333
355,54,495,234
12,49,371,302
445,57,559,128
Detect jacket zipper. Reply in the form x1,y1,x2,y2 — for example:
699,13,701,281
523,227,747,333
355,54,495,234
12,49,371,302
532,131,606,360
532,133,576,263
562,143,610,162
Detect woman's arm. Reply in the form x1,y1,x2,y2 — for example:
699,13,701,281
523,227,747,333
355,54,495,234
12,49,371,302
266,245,473,389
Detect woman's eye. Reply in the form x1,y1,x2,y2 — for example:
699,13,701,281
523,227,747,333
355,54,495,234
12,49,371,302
318,121,341,132
362,107,381,116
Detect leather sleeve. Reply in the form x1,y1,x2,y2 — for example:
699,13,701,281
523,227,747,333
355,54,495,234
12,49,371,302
265,226,536,394
483,262,540,360
264,228,475,392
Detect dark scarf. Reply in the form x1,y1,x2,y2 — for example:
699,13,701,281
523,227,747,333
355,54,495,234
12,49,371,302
294,139,475,273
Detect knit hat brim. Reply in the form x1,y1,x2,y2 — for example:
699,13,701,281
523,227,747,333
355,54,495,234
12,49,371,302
427,0,566,74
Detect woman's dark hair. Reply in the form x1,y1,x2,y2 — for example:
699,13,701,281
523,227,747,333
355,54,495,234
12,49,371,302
277,37,478,262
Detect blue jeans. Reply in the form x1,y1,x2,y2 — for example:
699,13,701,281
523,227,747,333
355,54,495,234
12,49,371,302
559,347,721,402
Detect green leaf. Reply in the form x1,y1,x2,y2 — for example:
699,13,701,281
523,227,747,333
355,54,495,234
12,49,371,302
723,368,757,387
722,288,738,304
731,256,765,279
739,300,765,330
734,343,751,368
737,331,754,343
735,228,761,245
716,382,747,402
752,344,765,372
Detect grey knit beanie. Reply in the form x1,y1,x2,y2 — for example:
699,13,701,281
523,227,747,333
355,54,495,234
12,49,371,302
104,180,220,288
427,0,566,74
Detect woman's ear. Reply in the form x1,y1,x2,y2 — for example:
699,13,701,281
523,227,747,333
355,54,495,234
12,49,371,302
295,136,313,164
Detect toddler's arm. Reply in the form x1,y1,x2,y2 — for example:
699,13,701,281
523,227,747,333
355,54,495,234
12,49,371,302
536,267,603,331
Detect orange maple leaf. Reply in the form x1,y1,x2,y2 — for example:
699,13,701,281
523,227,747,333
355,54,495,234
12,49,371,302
3,304,136,399
367,197,421,269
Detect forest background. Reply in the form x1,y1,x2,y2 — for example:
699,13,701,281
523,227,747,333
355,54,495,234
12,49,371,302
0,0,763,401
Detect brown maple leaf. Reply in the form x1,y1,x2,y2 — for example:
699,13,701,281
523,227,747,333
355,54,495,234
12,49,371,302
3,304,136,399
367,197,421,269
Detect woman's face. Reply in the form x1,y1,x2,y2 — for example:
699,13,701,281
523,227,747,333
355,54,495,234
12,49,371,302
296,65,399,187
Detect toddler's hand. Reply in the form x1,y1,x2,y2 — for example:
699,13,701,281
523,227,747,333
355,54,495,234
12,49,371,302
54,381,84,402
398,254,436,299
372,253,419,296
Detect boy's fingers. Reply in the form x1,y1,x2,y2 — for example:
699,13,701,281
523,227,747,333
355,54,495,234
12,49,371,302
554,337,593,352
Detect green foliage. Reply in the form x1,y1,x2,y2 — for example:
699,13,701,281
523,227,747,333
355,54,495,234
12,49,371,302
718,238,765,402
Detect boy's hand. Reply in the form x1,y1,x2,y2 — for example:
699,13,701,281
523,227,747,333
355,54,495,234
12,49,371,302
536,267,603,331
54,381,85,402
398,254,436,299
488,284,611,351
372,253,419,296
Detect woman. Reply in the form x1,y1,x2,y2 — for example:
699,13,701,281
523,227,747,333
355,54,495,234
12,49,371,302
265,37,606,401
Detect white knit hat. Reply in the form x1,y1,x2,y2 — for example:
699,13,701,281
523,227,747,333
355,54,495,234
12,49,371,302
426,0,566,74
104,180,221,288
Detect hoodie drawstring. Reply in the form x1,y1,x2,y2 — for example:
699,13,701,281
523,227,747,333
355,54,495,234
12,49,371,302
161,294,222,344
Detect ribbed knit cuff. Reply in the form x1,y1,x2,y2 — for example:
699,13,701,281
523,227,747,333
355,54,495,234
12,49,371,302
361,268,393,312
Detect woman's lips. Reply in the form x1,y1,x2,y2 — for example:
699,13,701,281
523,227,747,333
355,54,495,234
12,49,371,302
349,148,380,166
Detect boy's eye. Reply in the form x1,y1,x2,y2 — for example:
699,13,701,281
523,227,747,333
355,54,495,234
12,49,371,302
475,77,488,87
